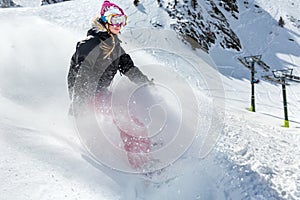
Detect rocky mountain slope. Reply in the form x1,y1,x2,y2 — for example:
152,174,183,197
157,0,241,52
0,0,20,8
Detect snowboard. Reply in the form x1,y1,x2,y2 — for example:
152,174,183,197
93,89,152,170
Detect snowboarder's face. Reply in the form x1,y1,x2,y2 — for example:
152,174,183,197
108,24,121,35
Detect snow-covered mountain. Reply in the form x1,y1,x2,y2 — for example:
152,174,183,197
0,0,300,199
7,0,299,54
158,0,241,52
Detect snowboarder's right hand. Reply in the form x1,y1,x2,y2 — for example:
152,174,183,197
148,78,155,86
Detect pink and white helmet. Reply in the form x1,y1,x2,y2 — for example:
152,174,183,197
100,0,125,17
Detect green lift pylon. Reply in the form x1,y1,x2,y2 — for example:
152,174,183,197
238,55,270,112
263,69,300,128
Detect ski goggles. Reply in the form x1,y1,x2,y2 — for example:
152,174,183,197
101,14,128,27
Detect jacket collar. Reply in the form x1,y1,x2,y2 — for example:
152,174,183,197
87,17,122,44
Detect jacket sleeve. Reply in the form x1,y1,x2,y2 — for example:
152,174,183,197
118,49,150,85
67,40,98,102
67,49,78,99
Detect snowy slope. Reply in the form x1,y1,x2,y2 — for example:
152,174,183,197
0,0,300,199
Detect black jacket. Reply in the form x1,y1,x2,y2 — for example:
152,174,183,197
67,19,149,107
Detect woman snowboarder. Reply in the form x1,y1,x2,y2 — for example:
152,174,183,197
67,1,152,169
